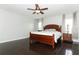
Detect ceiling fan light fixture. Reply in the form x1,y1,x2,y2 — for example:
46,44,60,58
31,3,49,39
35,10,40,13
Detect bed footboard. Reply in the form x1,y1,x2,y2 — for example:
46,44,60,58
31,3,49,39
30,32,55,48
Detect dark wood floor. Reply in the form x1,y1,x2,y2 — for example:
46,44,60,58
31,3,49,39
0,38,79,55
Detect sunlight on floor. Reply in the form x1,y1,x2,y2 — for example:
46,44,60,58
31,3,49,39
65,49,73,55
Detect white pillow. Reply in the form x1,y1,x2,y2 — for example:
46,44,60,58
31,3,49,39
45,29,56,31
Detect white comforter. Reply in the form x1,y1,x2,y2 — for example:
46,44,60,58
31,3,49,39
31,30,62,43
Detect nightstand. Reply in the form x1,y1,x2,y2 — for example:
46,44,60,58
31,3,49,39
63,33,72,42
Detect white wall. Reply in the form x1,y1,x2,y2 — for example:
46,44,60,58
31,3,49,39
43,15,63,26
0,9,33,43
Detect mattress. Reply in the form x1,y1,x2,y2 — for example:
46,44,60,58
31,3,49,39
31,31,62,43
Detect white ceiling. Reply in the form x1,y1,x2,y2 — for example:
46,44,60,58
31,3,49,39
0,4,79,19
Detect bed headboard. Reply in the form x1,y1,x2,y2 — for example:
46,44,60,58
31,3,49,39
44,24,61,32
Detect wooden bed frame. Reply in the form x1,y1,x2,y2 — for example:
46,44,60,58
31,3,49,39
29,24,61,48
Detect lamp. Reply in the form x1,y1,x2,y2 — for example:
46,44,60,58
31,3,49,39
35,10,40,13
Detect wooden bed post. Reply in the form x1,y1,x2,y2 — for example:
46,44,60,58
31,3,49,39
52,43,55,48
52,34,55,48
29,32,32,45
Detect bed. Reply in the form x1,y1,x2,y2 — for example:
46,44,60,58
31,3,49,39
29,24,62,48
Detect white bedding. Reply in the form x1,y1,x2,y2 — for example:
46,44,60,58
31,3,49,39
31,30,62,43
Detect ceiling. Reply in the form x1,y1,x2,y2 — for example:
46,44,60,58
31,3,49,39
0,4,79,19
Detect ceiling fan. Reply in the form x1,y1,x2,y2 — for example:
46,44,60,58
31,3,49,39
27,4,48,14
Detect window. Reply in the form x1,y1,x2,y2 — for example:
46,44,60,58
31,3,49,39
65,18,73,34
34,18,43,31
64,14,73,34
38,20,43,30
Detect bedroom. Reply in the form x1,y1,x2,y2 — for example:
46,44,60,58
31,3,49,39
0,4,79,55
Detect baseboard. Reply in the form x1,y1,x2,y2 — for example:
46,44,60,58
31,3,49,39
0,37,28,44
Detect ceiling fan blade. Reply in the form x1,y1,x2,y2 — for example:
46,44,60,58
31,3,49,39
33,12,36,14
27,8,35,10
40,11,44,14
40,8,48,10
